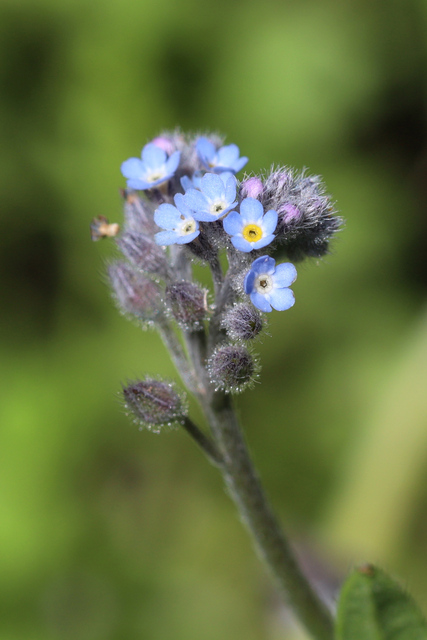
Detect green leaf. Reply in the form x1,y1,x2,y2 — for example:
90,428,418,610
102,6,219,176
336,564,427,640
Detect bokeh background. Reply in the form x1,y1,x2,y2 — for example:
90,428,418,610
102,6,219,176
1,0,427,638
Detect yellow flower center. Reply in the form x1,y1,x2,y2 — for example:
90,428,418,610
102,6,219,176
242,224,263,242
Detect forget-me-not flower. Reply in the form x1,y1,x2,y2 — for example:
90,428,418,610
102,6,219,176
121,143,180,190
223,198,277,253
196,137,248,174
184,172,237,222
154,193,199,246
244,255,297,312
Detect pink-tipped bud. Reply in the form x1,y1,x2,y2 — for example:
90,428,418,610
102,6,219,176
240,177,264,199
279,203,301,224
151,136,175,156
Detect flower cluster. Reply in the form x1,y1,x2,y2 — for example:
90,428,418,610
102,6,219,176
94,130,342,402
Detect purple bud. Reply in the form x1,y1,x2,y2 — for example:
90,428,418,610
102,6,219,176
166,281,207,330
151,136,175,156
240,177,264,199
123,378,187,430
122,191,157,236
108,261,162,322
221,303,263,341
278,203,301,224
207,344,259,393
117,232,169,277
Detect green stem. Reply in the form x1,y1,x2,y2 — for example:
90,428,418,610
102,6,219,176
202,391,334,640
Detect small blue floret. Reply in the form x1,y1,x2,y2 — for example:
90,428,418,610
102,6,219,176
223,198,277,253
196,137,248,174
121,143,180,190
244,255,297,312
184,172,237,222
154,194,200,245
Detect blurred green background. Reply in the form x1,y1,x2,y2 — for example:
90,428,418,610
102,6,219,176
1,0,427,638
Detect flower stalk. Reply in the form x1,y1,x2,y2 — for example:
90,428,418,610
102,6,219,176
95,130,342,639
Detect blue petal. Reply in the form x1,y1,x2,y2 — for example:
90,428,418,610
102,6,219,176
127,178,149,190
262,209,278,234
269,287,295,311
273,262,298,288
239,198,264,223
232,156,249,172
142,143,166,168
154,204,181,230
244,269,256,294
165,150,180,174
180,176,193,192
174,193,194,218
230,236,253,252
196,137,215,162
250,255,276,275
121,157,143,179
176,230,200,244
183,189,208,213
224,175,237,203
155,230,179,245
201,173,223,200
192,211,218,222
223,211,243,236
219,171,235,186
217,144,239,165
251,291,272,312
251,234,275,250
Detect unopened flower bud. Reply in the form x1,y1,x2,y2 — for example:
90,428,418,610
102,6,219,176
166,281,207,330
240,176,263,200
222,303,263,341
108,261,162,322
207,344,259,393
123,378,187,431
122,190,157,235
151,136,175,156
117,231,169,277
278,203,301,224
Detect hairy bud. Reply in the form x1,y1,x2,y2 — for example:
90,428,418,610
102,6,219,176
108,261,162,322
207,344,259,393
240,176,263,200
260,167,343,260
166,281,207,330
123,378,187,431
121,190,157,235
117,231,169,277
222,303,263,341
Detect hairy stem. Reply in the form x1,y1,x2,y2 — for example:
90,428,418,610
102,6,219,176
201,391,334,640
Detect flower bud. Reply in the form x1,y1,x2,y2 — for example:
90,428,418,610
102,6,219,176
123,378,187,431
240,176,263,200
166,281,207,330
261,167,342,260
207,344,259,393
221,303,263,341
151,136,175,156
108,261,162,323
121,190,157,235
117,231,169,277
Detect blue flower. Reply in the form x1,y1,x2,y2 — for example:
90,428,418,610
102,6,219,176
244,255,297,312
184,172,237,222
180,171,203,192
223,198,277,252
154,194,199,245
196,137,248,174
121,143,180,190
